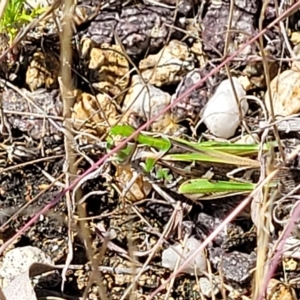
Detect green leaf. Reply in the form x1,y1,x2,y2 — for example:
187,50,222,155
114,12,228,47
156,167,172,181
32,6,48,15
0,0,46,42
18,14,33,22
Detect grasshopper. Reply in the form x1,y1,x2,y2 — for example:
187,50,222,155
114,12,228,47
108,125,278,201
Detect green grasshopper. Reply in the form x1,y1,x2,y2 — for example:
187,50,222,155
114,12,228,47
177,178,279,201
108,125,277,200
108,124,171,171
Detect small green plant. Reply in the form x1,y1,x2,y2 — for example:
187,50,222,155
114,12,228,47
155,166,173,182
0,0,47,44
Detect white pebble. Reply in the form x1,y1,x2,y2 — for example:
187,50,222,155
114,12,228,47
201,77,248,138
162,237,207,275
122,75,171,119
0,246,53,287
199,277,220,297
235,134,258,145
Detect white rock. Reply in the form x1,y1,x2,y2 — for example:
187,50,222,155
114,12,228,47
122,75,171,120
161,237,207,275
199,277,220,297
265,69,300,117
201,77,248,139
0,246,53,287
235,134,258,145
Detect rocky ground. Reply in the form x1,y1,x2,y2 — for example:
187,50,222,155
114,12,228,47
0,0,300,299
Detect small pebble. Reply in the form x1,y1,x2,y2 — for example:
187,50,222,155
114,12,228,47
235,134,258,144
291,31,300,45
199,277,220,297
162,237,207,275
266,278,294,300
122,75,171,122
265,69,300,117
139,40,195,86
